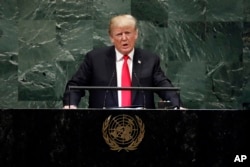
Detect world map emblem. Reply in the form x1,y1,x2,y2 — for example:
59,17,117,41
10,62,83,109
102,114,145,152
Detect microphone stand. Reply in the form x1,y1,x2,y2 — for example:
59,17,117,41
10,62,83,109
69,86,180,109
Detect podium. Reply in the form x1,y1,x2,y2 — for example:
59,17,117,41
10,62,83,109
0,108,249,166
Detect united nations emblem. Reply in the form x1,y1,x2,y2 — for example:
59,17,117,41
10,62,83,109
102,114,145,152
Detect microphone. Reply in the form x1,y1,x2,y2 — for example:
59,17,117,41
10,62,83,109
133,72,146,109
68,84,73,109
68,87,71,109
103,70,115,109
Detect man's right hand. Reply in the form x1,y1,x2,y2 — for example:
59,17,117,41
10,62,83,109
63,105,77,109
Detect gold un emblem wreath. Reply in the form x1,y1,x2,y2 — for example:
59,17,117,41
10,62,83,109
102,114,145,152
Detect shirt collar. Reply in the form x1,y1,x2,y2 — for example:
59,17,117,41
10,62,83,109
115,48,134,61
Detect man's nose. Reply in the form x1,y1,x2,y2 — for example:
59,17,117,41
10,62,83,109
121,33,127,40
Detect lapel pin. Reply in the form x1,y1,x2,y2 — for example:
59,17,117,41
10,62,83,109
138,60,141,64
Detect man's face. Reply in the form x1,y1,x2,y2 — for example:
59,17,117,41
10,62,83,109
109,25,138,55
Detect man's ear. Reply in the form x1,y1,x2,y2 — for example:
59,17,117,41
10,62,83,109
135,29,139,40
109,35,114,44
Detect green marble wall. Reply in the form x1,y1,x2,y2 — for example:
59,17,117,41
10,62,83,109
0,0,249,109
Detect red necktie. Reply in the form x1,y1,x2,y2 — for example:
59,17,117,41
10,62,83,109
121,55,131,107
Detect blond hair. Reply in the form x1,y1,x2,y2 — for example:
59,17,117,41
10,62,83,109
108,14,138,35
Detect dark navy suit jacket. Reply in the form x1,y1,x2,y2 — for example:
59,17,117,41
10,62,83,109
63,46,181,109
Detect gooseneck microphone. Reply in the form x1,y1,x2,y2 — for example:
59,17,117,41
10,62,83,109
102,70,115,109
133,72,146,109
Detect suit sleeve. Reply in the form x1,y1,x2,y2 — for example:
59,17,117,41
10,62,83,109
153,55,182,108
62,53,92,106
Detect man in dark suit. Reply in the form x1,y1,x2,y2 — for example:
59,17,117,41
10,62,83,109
63,14,182,109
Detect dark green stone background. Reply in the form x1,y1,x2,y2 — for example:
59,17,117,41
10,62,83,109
0,0,249,109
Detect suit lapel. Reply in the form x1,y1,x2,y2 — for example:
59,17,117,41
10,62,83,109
105,46,118,106
132,48,142,103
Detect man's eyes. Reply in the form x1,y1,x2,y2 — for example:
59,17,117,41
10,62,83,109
116,33,122,36
116,32,131,36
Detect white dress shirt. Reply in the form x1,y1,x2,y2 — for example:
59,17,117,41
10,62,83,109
115,48,134,107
